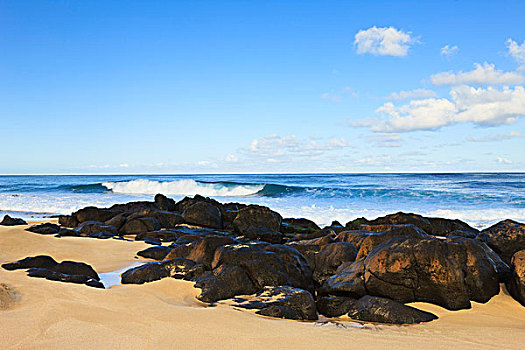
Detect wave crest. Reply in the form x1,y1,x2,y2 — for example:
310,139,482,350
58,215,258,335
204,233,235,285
102,179,264,197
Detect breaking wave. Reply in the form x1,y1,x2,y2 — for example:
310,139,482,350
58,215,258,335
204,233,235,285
102,179,265,197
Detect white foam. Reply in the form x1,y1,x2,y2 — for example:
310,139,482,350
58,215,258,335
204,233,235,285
102,179,263,197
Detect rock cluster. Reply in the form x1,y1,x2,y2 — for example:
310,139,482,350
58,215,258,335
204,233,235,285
0,215,27,226
15,194,525,323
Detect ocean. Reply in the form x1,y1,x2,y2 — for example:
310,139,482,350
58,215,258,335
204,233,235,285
0,173,524,229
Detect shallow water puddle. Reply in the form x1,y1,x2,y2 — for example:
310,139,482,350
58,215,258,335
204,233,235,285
98,262,145,288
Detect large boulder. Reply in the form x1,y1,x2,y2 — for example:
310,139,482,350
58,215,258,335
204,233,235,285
347,295,437,324
316,296,357,317
53,261,99,280
232,285,318,321
0,215,27,226
322,236,503,310
243,227,283,244
119,217,161,235
232,205,282,235
183,202,223,229
477,219,525,264
506,250,525,306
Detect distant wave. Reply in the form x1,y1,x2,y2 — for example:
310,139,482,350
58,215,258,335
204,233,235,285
102,179,265,197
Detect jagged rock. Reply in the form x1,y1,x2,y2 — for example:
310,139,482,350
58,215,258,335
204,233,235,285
347,295,438,324
289,242,357,285
137,246,172,260
26,223,61,235
232,285,318,320
121,258,204,284
281,218,320,234
183,201,223,229
477,219,525,264
316,296,357,317
233,205,282,235
0,215,27,226
323,236,503,310
506,250,525,306
119,217,161,234
2,255,58,270
154,193,176,211
58,215,78,228
76,221,118,236
165,235,236,269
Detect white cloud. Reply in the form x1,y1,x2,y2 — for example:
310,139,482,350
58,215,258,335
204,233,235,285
431,62,523,86
386,88,437,100
354,26,415,57
497,157,513,164
355,85,525,132
245,134,349,160
466,131,523,142
506,39,525,68
441,45,459,57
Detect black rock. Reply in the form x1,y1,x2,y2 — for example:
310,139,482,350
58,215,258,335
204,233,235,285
347,295,438,324
26,223,61,235
316,296,357,317
119,217,161,234
506,250,525,306
137,246,172,260
0,215,27,226
2,255,58,270
154,193,176,211
232,285,318,321
121,258,204,284
183,201,223,229
477,219,525,265
76,221,118,236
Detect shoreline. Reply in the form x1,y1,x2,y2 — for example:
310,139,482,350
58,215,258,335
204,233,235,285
1,225,525,349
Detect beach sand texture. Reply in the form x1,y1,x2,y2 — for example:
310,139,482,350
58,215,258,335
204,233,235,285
1,225,524,350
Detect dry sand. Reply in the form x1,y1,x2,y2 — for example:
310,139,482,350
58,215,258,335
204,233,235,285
1,225,524,350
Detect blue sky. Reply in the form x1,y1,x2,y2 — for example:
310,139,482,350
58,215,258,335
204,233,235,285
1,0,524,174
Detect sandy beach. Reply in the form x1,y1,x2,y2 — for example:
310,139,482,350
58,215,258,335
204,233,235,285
0,224,523,350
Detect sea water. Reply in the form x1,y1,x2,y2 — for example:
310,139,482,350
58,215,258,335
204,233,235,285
0,173,524,229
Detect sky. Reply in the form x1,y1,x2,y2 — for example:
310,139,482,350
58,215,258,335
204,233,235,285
1,0,524,174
